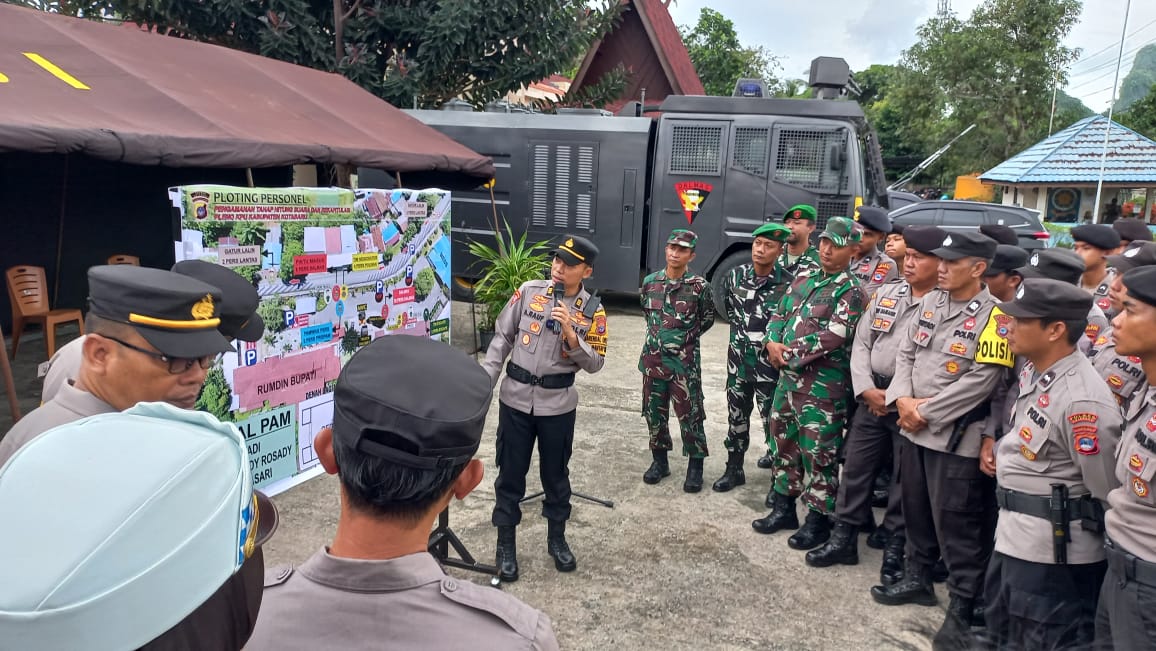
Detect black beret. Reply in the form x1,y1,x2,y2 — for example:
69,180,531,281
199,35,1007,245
1108,241,1156,273
902,225,948,254
1122,266,1156,308
1001,278,1093,321
932,231,998,261
1071,224,1122,250
171,260,265,342
333,336,493,469
1017,249,1085,285
979,224,1019,246
984,244,1029,276
553,235,599,266
87,265,235,359
1113,218,1153,243
856,206,892,234
890,223,906,236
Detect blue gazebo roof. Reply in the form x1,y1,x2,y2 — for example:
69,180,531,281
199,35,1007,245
980,116,1156,185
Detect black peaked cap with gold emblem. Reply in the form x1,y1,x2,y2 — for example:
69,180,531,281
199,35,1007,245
553,235,599,266
87,265,235,359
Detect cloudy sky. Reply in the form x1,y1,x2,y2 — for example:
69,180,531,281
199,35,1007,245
667,0,1156,111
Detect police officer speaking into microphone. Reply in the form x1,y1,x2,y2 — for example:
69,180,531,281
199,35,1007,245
482,235,608,583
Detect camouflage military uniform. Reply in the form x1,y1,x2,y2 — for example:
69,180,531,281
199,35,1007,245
777,245,820,278
639,270,716,457
765,268,868,512
723,262,793,453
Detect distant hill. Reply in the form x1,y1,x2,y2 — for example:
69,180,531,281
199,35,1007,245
1116,43,1156,113
1053,89,1094,131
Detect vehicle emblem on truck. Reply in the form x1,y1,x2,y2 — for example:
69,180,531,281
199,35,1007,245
674,181,713,225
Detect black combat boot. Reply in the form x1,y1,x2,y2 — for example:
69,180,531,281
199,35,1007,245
756,449,774,469
871,468,891,508
805,520,859,567
642,450,670,485
683,457,704,493
932,557,949,583
788,510,833,550
870,560,937,607
764,484,777,508
932,595,976,650
752,492,799,534
866,525,891,550
546,520,576,572
880,533,906,586
495,525,519,582
711,450,746,492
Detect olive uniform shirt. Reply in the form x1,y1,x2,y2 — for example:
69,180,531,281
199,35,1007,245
247,549,560,650
482,279,607,417
995,351,1122,564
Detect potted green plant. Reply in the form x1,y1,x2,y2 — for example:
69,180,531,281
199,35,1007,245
467,222,552,352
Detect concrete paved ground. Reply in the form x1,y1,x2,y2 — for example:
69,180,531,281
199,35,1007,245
0,299,942,649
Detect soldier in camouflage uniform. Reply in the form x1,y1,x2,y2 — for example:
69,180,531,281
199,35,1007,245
756,204,822,469
713,223,794,493
639,229,716,493
752,217,868,551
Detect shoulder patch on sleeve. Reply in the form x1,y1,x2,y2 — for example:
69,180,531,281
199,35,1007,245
585,308,608,355
264,564,294,588
440,577,544,640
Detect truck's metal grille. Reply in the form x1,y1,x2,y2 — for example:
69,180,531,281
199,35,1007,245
816,200,852,232
732,127,769,176
527,141,598,232
773,127,847,194
670,124,723,175
554,146,571,228
531,144,550,227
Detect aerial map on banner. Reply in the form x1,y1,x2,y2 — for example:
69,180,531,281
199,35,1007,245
172,185,453,495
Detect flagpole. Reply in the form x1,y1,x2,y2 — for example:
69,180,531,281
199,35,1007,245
1092,0,1132,224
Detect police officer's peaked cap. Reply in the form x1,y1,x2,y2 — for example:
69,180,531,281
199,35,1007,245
171,260,265,342
931,231,997,261
0,403,276,650
1001,278,1093,321
1108,241,1156,273
1016,248,1085,286
984,245,1030,277
333,336,492,469
1071,224,1122,250
87,265,235,359
856,206,892,234
552,235,599,266
979,224,1019,246
1113,218,1153,243
902,225,948,255
1122,266,1156,308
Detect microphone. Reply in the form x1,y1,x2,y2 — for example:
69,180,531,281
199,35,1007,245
547,281,564,333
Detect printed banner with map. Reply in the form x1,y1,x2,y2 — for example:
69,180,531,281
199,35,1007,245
172,185,453,495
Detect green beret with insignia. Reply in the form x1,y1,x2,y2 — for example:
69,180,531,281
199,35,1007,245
752,223,791,243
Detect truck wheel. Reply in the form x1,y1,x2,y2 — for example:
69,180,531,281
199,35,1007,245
709,251,749,323
451,276,477,302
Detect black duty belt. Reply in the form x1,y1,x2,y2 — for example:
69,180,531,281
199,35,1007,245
995,487,1101,523
872,373,892,390
506,362,575,389
1106,538,1156,587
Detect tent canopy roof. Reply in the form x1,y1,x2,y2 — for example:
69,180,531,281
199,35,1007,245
0,5,493,182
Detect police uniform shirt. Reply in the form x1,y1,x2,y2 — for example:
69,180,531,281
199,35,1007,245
995,351,1123,565
852,249,899,298
1088,326,1147,408
0,381,116,467
1105,383,1156,563
247,549,560,650
1085,267,1118,314
482,279,607,417
40,335,84,403
850,280,921,398
886,288,1004,458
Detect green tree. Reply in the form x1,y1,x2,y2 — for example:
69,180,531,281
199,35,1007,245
1116,44,1156,113
680,8,779,97
21,0,622,110
232,265,262,286
1121,84,1156,139
414,267,436,301
195,364,233,421
257,298,289,334
279,240,304,284
854,64,926,179
341,326,360,354
891,0,1081,182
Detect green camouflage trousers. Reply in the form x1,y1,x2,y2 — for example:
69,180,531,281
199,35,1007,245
725,341,778,453
643,373,708,458
769,386,847,514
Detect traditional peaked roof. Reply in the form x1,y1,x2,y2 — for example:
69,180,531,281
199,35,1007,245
570,0,704,112
981,116,1156,185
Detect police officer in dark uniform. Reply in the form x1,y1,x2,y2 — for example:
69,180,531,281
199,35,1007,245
247,336,559,650
1071,224,1122,312
482,236,608,582
1095,266,1156,650
0,265,236,466
851,206,899,297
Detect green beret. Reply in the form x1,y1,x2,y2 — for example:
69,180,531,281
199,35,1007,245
783,204,817,222
752,223,791,242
